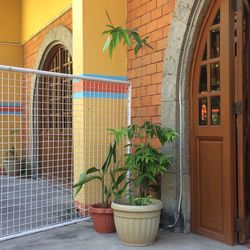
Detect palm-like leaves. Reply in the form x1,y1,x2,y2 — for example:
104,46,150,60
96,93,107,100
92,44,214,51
102,11,152,58
73,142,128,208
109,121,178,205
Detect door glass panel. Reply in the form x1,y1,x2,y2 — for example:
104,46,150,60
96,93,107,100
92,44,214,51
211,96,221,125
199,65,207,93
211,62,220,91
210,29,220,58
203,44,207,61
199,97,208,125
213,9,220,25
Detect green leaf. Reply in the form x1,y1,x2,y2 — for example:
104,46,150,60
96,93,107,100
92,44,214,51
120,29,132,46
73,175,102,188
73,172,86,188
104,186,109,196
112,141,117,163
112,167,128,173
134,43,141,55
116,172,127,185
106,24,115,29
102,144,113,174
105,10,114,26
112,31,118,48
109,39,114,58
74,184,83,197
86,167,100,175
102,36,111,52
110,169,116,184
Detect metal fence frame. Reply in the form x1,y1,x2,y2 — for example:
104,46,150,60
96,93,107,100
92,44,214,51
0,65,131,241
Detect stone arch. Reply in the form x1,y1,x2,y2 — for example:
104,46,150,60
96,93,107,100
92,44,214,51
34,25,72,70
161,0,212,232
30,26,72,177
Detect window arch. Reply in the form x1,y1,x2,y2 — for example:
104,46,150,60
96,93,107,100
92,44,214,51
43,45,73,74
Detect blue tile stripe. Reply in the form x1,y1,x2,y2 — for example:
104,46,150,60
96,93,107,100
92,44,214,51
0,112,22,115
0,102,22,115
73,91,128,99
73,74,128,83
0,102,22,107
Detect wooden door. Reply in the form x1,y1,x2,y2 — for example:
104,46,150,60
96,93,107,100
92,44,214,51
191,0,236,244
235,0,250,243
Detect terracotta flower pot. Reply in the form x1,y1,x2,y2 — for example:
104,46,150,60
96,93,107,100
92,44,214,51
89,204,116,233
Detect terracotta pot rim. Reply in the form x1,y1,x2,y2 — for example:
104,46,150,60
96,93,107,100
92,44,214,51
89,204,114,214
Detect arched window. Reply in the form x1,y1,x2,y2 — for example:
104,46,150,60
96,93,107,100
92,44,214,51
45,45,73,73
35,44,73,186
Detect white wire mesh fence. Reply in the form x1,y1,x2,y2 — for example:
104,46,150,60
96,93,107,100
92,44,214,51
0,65,130,240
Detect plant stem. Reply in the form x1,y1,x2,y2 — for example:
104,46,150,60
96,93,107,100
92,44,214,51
102,178,105,207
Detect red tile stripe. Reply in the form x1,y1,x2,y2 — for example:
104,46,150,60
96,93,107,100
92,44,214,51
73,80,128,94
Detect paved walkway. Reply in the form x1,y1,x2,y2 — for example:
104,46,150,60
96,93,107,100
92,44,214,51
0,176,78,238
0,221,248,250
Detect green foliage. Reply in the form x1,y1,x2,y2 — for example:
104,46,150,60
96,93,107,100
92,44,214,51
102,10,152,58
110,121,178,206
73,142,128,208
128,196,153,206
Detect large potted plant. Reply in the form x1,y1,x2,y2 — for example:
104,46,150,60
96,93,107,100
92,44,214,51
73,142,127,234
110,121,177,246
102,13,177,246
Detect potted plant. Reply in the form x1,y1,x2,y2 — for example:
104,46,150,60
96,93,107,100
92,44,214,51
101,13,177,246
110,121,177,246
73,142,128,234
3,129,21,176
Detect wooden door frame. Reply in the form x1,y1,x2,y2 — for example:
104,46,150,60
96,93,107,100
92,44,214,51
190,0,237,245
235,0,250,243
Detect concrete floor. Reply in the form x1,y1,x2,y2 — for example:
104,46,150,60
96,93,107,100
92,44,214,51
0,176,79,238
0,221,248,250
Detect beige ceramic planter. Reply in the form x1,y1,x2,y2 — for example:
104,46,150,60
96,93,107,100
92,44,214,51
111,199,163,246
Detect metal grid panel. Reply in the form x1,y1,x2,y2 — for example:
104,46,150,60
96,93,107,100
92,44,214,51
0,66,130,240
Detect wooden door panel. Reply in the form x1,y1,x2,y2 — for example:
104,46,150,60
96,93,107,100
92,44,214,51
197,138,223,234
191,0,236,244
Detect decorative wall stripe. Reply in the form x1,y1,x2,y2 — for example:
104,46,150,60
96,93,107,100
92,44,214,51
73,80,128,93
73,91,128,99
0,103,22,115
73,80,129,100
77,74,127,82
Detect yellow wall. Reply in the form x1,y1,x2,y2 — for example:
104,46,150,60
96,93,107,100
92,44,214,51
0,0,21,42
73,97,128,205
83,0,127,76
0,0,23,67
21,0,72,43
0,46,23,67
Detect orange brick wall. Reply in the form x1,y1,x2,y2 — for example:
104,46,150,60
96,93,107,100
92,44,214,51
23,9,72,69
127,0,175,125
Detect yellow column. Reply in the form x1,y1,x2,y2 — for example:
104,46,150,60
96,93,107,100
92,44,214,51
72,0,86,211
72,0,127,212
72,0,84,75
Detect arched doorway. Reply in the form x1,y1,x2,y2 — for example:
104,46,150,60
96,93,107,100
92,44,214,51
34,44,73,187
162,0,250,244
